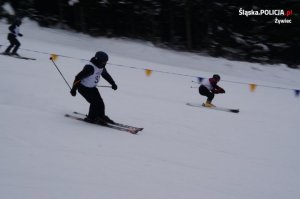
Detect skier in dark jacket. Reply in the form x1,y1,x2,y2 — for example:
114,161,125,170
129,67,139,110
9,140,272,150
70,51,118,124
4,19,23,56
199,74,225,107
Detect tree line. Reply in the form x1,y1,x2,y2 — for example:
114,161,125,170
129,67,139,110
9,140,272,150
1,0,299,68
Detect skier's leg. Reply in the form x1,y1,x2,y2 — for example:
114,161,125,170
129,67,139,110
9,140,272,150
89,88,105,118
78,86,105,121
4,34,15,54
199,86,215,107
11,39,21,55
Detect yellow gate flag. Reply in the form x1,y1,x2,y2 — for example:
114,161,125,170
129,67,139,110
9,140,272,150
145,69,153,77
50,54,58,61
249,84,257,92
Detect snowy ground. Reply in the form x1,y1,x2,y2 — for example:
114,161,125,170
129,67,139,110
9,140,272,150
1,19,300,199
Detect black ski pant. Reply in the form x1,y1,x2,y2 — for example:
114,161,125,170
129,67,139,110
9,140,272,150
199,85,214,102
78,84,105,120
5,33,20,54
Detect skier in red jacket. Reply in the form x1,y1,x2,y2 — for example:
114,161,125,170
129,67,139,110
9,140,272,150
199,74,225,107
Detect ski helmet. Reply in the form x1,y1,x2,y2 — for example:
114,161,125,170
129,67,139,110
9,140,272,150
213,74,220,81
15,19,22,26
94,51,108,62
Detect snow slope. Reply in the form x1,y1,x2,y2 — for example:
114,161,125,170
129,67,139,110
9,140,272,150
1,19,300,199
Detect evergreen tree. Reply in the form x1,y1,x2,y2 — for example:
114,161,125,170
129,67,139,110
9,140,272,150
0,0,298,67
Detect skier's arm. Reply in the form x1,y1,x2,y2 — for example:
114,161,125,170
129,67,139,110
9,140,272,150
74,65,94,83
212,84,225,94
102,68,117,90
8,25,16,34
70,65,94,96
208,78,225,94
8,24,23,36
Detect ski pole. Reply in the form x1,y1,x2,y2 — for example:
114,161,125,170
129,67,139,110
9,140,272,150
97,85,112,88
49,57,72,90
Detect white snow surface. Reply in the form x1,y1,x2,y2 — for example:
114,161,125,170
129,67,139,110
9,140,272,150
1,19,300,199
2,3,15,15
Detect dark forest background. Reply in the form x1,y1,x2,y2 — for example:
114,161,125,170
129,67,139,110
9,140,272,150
0,0,299,68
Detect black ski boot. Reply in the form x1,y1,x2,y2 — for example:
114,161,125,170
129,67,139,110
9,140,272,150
102,115,115,124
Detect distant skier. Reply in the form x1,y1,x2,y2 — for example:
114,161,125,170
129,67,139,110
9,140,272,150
70,51,118,124
4,19,23,56
199,74,225,107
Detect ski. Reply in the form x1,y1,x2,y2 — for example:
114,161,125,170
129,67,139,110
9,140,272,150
186,103,239,113
65,114,140,134
0,53,36,60
13,55,36,60
73,111,144,131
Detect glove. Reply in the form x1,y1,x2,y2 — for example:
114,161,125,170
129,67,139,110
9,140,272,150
70,87,77,96
219,88,225,93
111,84,118,90
212,88,225,94
18,33,23,37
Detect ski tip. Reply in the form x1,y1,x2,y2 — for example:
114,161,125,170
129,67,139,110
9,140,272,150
127,127,138,134
230,109,240,113
128,127,145,134
131,130,140,134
